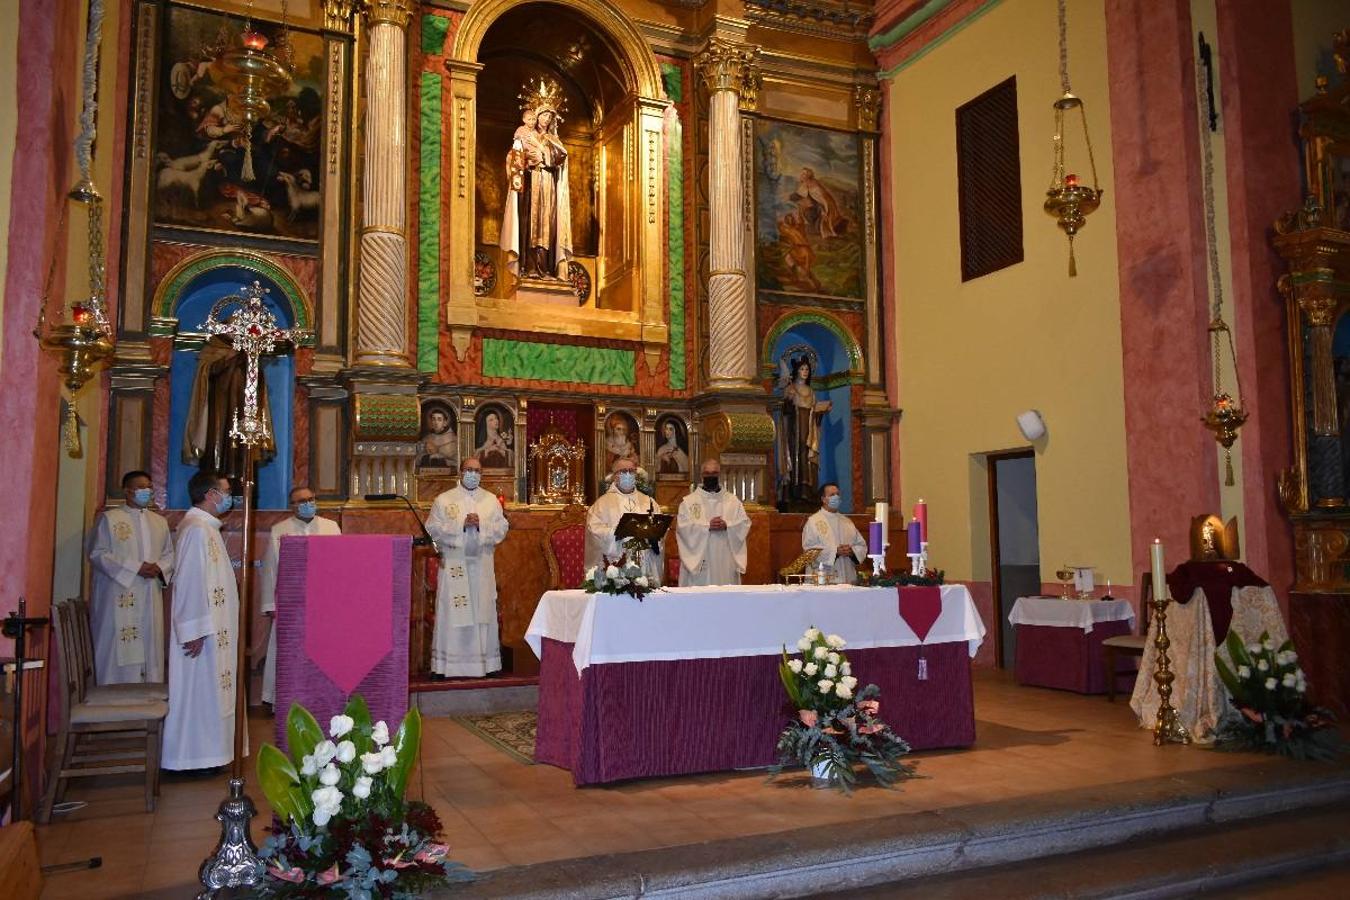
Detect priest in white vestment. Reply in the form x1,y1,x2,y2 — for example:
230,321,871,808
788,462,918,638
260,486,341,704
586,458,663,582
676,459,750,586
163,470,241,771
88,470,175,684
426,458,510,677
802,482,868,584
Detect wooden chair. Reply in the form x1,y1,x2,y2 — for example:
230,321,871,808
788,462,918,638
67,598,167,706
1102,571,1152,702
37,600,167,824
542,504,589,590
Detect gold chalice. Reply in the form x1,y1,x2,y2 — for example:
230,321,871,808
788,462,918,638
1055,566,1074,599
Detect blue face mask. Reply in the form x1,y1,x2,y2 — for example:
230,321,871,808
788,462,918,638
617,472,637,492
132,488,154,507
826,494,841,511
461,470,482,491
214,492,234,515
296,500,317,520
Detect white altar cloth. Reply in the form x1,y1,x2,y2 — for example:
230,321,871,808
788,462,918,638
1008,596,1135,633
525,583,985,673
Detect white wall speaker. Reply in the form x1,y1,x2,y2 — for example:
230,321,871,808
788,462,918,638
1016,409,1046,442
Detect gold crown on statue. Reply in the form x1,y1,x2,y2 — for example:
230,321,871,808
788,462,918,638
518,77,567,119
1189,514,1241,562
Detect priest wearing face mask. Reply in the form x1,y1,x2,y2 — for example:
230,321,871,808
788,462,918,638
802,482,868,584
426,458,510,677
586,457,662,582
88,470,176,685
259,486,341,705
676,459,750,587
163,470,240,772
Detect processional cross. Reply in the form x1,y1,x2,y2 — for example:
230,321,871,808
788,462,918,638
196,280,309,897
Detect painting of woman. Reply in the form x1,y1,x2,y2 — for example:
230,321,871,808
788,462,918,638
655,417,690,477
474,407,514,470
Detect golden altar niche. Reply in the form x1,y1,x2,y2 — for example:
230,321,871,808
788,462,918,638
529,424,587,506
446,0,669,366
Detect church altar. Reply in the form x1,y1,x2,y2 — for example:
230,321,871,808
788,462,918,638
528,584,985,785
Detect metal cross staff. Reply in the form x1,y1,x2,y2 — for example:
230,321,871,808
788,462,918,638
197,280,308,897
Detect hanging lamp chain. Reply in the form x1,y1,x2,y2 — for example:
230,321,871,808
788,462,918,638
1195,40,1238,402
1057,0,1071,95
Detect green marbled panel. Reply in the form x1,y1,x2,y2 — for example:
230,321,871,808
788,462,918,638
481,338,635,387
418,72,442,374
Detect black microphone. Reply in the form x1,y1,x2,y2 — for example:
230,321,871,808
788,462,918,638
363,493,436,548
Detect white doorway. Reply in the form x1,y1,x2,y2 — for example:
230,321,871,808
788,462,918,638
989,451,1040,669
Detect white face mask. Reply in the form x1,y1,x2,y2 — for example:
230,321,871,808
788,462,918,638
461,470,482,491
826,494,841,511
617,472,637,493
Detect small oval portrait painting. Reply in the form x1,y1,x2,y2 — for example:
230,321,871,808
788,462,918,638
418,400,458,470
473,404,515,470
654,415,690,477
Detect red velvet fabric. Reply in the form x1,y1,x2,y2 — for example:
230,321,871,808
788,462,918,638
1014,620,1134,694
535,638,975,786
549,525,587,589
898,586,943,641
1166,561,1267,642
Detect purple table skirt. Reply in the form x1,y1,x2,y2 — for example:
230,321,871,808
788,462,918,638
1014,620,1134,694
536,637,976,786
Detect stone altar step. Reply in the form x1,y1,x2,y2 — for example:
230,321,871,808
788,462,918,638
442,760,1350,899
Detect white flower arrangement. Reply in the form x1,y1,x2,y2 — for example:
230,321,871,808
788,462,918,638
583,553,660,600
1215,630,1339,761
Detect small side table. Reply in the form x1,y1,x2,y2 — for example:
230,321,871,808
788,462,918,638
1009,596,1135,694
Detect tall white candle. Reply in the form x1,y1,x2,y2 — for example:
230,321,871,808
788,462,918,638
875,501,889,547
1150,539,1166,602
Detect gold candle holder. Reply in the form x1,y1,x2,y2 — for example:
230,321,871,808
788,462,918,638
1150,589,1191,746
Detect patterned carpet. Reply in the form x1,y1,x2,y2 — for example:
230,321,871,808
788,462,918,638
453,710,538,766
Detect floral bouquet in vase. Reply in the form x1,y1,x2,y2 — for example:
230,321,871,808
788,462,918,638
254,696,473,895
583,545,658,600
1213,631,1341,760
771,627,915,792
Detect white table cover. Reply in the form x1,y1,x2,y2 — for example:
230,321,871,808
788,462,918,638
525,583,986,673
1007,596,1135,633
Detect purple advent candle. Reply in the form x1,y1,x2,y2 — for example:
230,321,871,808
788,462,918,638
868,521,883,555
907,520,921,554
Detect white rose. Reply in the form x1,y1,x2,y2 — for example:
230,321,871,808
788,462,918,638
841,675,858,690
606,565,621,579
835,683,853,699
312,740,337,766
361,751,385,775
1297,681,1307,693
1256,660,1268,672
1237,665,1251,679
827,652,840,665
313,805,333,827
311,785,341,810
371,721,390,747
329,715,355,738
300,754,318,777
804,627,821,641
319,764,341,787
817,679,834,693
336,740,356,764
1286,650,1298,662
1262,637,1274,651
787,659,803,674
825,634,845,649
804,663,818,676
1247,644,1262,655
813,646,828,660
380,745,398,768
1282,673,1296,688
840,662,852,676
352,775,373,800
796,637,812,651
1275,651,1289,666
1264,677,1277,690
824,664,838,679
635,576,649,588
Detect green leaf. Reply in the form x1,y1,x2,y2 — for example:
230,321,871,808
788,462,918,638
343,695,374,756
286,702,325,767
1214,652,1242,699
257,744,303,823
386,707,422,798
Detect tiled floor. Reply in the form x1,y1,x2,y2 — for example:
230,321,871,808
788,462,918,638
34,670,1315,898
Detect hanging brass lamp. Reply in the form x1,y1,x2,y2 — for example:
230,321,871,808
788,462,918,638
1043,0,1103,277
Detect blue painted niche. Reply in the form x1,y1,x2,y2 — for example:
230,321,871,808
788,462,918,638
771,320,854,511
166,266,294,510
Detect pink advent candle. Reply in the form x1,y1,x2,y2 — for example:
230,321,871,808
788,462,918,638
914,499,928,543
868,521,883,556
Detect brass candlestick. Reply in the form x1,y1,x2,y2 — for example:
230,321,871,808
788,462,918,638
1150,589,1191,746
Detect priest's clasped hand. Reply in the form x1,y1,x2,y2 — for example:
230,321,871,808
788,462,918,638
138,561,163,579
709,516,727,532
463,512,480,529
837,545,856,560
183,636,206,658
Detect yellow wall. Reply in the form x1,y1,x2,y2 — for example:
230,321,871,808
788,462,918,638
0,0,19,380
884,0,1133,587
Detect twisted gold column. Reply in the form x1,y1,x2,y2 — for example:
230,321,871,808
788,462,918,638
355,0,412,367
